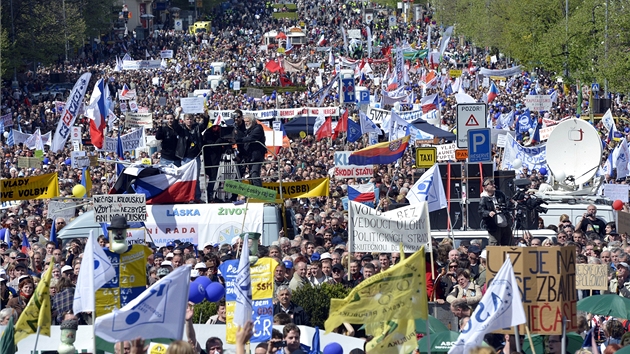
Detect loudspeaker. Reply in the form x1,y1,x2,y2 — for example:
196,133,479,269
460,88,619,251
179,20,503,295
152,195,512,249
494,170,516,200
429,202,463,230
466,163,493,198
49,73,65,83
437,163,463,199
467,200,483,230
593,98,612,114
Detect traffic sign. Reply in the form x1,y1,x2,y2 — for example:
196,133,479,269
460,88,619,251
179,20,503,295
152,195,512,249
467,128,492,162
456,103,487,148
415,147,437,168
358,90,370,104
339,70,355,104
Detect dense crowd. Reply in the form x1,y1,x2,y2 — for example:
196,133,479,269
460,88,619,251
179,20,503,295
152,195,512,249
3,0,630,352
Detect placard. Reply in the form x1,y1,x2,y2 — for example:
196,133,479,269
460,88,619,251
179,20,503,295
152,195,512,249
71,126,82,141
575,264,608,290
47,199,77,224
92,194,147,223
496,134,507,148
486,246,577,334
436,143,456,162
17,157,42,168
604,184,629,203
524,95,553,112
246,88,264,99
617,211,630,236
125,112,153,129
349,201,430,253
160,50,173,59
180,97,205,114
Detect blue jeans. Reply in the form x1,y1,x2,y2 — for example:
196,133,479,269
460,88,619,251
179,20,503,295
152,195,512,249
159,157,181,167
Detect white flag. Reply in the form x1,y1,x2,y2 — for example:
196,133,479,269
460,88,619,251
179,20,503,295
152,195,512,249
51,73,92,153
359,111,380,134
602,108,615,133
406,165,447,212
73,230,115,314
94,265,191,343
388,111,410,141
233,238,252,327
448,256,526,354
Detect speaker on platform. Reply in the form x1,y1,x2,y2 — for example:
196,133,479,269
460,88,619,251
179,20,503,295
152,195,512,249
494,170,516,200
466,163,493,198
429,202,464,230
438,163,464,199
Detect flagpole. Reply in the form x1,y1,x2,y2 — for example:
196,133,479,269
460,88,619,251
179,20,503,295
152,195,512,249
525,325,536,354
513,326,521,353
33,326,41,353
236,198,250,260
425,324,432,354
561,316,567,354
347,200,354,282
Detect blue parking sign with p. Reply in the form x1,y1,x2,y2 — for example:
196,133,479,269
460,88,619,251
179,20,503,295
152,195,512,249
467,128,491,162
359,90,370,104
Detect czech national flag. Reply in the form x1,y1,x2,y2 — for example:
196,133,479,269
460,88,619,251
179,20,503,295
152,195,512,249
21,233,30,254
488,81,499,103
348,184,376,203
348,136,410,166
420,94,439,114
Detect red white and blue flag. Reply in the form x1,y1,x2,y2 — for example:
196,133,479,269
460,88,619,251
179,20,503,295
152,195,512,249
86,79,111,149
420,93,439,113
348,184,376,205
487,81,499,103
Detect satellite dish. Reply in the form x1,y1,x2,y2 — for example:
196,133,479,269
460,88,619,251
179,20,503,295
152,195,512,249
546,118,602,186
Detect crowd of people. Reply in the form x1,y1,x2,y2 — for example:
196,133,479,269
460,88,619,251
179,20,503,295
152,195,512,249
3,0,630,352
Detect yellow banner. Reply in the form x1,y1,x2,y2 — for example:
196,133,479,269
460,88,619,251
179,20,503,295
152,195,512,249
1,173,59,202
254,177,330,202
366,319,418,354
324,248,428,332
449,69,462,78
15,263,53,344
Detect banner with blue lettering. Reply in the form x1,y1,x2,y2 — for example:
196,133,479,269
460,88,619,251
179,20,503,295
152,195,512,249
500,133,546,171
219,258,278,344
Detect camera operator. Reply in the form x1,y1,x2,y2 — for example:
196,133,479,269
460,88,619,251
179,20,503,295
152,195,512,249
234,112,266,188
155,109,185,167
479,178,513,246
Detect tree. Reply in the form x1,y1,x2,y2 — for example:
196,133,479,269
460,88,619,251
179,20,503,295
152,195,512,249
292,283,350,328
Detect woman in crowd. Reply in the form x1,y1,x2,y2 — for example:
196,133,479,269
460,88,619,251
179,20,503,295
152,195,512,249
7,276,34,318
446,269,482,308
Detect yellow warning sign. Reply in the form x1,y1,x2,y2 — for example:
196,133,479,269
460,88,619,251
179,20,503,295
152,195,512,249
415,147,437,168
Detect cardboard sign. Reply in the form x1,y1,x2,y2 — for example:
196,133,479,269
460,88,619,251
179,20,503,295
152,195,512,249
92,194,147,223
436,143,456,162
486,246,577,334
575,264,608,290
618,211,630,236
604,184,629,203
17,157,42,169
47,199,77,225
180,97,205,114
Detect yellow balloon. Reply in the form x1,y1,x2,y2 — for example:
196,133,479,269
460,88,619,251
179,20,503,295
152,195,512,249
72,184,86,198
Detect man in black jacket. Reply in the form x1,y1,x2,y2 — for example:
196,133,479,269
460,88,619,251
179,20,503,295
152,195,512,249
272,285,310,326
235,113,266,187
478,177,513,246
182,113,209,202
155,111,185,167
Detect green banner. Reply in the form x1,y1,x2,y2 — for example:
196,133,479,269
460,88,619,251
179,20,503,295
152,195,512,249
224,180,276,202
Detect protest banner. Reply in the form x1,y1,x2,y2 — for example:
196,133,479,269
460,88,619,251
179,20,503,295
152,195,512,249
617,211,630,236
92,194,147,223
17,157,42,168
125,112,153,129
120,127,146,151
250,178,330,202
539,126,556,141
604,184,629,203
501,134,547,171
180,97,205,114
223,180,276,202
349,201,430,253
220,257,278,344
486,246,577,334
436,143,456,162
0,172,59,202
524,95,553,112
48,199,77,225
575,264,608,290
333,152,374,179
207,107,340,121
160,50,173,58
122,60,162,70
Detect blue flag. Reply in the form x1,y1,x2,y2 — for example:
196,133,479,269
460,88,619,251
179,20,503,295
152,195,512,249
7,129,14,146
347,119,362,143
116,130,125,176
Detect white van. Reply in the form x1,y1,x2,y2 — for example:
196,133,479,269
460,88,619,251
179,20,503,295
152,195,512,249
536,195,613,229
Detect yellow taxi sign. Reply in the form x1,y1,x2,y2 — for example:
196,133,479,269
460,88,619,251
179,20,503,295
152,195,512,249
415,147,437,168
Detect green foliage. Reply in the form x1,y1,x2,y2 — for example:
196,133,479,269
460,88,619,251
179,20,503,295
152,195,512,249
440,0,630,90
272,12,298,20
272,4,297,10
193,300,218,324
292,283,351,329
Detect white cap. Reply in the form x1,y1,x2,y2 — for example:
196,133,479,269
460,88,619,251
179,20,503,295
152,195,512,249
203,242,215,249
320,252,332,261
190,270,200,278
161,260,173,267
194,262,207,269
165,252,174,259
61,265,73,273
480,250,487,259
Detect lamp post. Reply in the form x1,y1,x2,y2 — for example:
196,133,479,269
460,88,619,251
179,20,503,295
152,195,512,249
62,0,69,62
604,0,608,97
